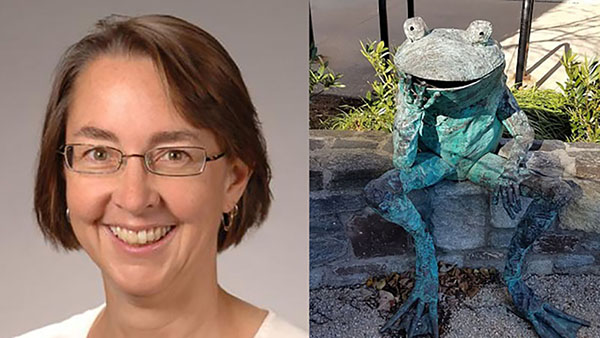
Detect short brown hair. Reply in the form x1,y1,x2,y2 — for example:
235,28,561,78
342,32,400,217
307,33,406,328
34,14,271,252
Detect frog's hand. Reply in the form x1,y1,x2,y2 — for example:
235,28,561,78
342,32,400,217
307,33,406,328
393,97,422,169
496,87,534,168
393,76,439,169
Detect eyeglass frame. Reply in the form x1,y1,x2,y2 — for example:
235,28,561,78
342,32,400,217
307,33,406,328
58,143,226,177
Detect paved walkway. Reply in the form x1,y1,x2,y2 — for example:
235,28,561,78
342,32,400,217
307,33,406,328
312,0,600,97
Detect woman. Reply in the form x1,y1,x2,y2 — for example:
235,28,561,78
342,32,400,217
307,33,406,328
19,14,306,337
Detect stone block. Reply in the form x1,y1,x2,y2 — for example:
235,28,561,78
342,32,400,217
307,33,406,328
431,187,488,250
532,232,581,254
346,208,414,258
525,258,553,276
578,231,600,252
381,138,393,154
570,142,600,149
331,138,378,149
560,179,600,233
466,250,506,261
310,232,350,267
490,194,533,229
310,214,345,234
309,129,355,139
526,151,563,178
464,250,506,270
310,138,327,151
326,256,415,286
326,152,392,191
310,266,325,289
310,170,323,191
309,155,322,170
539,140,566,152
310,192,365,216
407,189,431,221
437,254,464,267
433,180,488,196
574,151,600,180
553,254,595,270
489,228,515,248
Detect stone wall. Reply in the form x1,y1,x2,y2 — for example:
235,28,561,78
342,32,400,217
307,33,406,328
310,130,600,288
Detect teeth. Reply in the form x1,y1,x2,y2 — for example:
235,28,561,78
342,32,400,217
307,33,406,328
109,225,172,246
138,230,147,244
147,228,155,242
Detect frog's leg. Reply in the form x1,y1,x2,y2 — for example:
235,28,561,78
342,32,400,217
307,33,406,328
364,152,455,338
468,153,590,338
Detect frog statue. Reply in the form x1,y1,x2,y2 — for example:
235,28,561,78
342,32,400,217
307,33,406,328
364,17,591,338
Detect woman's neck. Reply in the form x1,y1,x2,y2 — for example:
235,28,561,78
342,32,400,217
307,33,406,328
90,265,228,338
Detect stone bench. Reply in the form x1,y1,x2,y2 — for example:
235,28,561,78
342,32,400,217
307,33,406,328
310,130,600,288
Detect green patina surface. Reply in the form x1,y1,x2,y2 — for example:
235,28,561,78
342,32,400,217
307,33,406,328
364,17,590,338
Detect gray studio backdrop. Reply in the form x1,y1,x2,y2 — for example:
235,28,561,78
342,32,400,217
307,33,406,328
0,0,308,336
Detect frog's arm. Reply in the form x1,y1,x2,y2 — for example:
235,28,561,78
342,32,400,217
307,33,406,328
393,100,422,169
393,76,438,169
496,88,534,168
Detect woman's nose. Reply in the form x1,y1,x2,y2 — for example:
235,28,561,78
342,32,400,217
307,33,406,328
111,156,160,215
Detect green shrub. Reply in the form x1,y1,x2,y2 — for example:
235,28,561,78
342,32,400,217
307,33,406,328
509,87,570,141
558,50,600,143
328,41,397,131
309,55,345,100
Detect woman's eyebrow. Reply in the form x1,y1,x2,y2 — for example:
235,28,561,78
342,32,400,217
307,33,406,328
73,126,118,142
147,130,202,147
72,126,201,146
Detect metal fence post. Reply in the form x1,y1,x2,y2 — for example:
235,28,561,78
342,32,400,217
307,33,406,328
378,0,389,49
515,0,535,87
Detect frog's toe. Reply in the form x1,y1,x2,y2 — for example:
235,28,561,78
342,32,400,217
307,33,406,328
380,293,439,338
529,303,589,338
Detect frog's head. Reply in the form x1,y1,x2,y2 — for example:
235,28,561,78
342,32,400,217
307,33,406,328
395,17,504,89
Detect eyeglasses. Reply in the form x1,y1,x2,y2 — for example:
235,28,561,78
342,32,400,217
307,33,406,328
59,144,225,176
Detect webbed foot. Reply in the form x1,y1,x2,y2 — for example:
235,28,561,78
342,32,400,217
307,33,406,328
508,280,589,338
381,281,439,338
529,302,590,338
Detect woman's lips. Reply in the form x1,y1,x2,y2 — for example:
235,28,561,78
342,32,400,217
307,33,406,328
103,223,178,254
107,224,175,245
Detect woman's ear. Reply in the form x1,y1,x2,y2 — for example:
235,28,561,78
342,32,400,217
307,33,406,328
223,157,252,213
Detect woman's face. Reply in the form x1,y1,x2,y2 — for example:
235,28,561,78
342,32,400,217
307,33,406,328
64,55,249,296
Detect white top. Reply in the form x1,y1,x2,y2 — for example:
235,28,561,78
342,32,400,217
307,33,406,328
15,305,307,338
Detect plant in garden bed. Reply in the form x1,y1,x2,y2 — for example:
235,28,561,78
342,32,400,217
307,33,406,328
509,87,570,141
309,54,345,100
559,50,600,143
328,41,397,131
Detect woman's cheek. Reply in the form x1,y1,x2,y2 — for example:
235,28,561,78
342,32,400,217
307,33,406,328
66,177,112,225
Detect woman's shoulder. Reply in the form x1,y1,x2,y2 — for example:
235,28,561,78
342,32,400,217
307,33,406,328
254,311,308,338
14,304,105,338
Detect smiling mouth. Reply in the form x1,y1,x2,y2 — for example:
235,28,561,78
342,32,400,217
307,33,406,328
413,76,479,89
108,225,175,246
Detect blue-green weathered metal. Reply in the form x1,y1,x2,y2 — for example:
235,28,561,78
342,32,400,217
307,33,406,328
364,17,590,338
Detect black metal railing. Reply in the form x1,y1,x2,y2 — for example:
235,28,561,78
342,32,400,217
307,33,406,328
378,0,415,50
515,0,535,87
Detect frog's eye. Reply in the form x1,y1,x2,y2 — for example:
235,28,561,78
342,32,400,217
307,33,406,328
466,20,493,44
403,17,429,42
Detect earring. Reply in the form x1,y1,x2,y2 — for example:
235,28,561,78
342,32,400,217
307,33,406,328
66,208,71,223
222,205,239,232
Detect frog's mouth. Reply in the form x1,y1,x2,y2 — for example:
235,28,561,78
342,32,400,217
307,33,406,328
413,76,480,90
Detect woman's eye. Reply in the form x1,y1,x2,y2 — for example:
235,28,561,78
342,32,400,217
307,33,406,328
84,148,110,161
162,150,190,162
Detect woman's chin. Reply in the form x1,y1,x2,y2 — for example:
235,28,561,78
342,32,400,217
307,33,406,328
105,265,172,297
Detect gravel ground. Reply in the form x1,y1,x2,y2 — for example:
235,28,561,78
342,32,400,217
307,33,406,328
310,274,600,338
